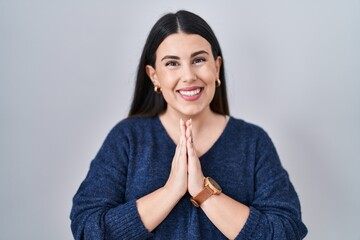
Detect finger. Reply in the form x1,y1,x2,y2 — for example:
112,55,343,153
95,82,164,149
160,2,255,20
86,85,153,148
174,120,185,159
175,119,185,160
188,120,195,145
171,139,181,168
185,119,192,140
186,119,191,127
180,118,186,138
172,137,185,172
177,136,185,158
186,122,199,168
187,136,196,158
177,136,187,170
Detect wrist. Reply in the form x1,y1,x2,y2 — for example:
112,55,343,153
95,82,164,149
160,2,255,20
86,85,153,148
190,177,222,207
189,175,205,197
189,181,205,197
162,183,185,201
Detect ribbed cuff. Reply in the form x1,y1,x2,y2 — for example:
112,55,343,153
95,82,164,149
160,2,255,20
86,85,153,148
235,206,262,240
105,199,153,239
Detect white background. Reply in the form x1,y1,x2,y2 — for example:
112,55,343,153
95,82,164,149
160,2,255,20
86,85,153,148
0,0,359,239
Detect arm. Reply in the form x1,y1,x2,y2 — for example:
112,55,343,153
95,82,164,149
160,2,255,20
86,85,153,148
70,126,152,240
136,120,188,231
70,120,189,239
187,122,307,239
186,122,249,239
200,193,250,239
234,131,308,240
196,172,307,240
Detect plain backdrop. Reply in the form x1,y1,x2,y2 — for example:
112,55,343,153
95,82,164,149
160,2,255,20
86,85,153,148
0,0,359,239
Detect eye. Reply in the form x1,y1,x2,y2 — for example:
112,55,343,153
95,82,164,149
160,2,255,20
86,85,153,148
165,61,179,67
193,58,206,64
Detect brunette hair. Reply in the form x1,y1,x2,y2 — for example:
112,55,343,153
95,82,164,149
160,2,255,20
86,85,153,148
128,10,229,117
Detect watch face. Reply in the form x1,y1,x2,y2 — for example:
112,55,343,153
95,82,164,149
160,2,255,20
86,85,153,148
207,177,222,192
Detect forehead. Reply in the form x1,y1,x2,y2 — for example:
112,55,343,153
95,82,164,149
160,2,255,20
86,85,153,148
156,33,212,57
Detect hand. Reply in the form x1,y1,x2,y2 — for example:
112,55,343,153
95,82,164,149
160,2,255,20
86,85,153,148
185,119,205,197
164,119,188,199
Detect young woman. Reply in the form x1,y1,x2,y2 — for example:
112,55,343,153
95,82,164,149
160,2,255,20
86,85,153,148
70,10,308,239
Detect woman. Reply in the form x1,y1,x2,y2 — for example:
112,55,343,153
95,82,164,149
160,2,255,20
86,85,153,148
70,10,308,239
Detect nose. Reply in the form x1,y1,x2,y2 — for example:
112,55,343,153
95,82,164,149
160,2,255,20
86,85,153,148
181,63,196,83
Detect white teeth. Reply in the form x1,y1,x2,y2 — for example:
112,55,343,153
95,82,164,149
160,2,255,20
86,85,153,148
179,88,201,96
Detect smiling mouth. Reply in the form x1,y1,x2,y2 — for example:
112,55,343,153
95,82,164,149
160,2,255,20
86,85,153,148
177,87,203,97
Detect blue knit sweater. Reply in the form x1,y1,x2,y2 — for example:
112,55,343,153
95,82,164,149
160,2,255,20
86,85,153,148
70,117,307,239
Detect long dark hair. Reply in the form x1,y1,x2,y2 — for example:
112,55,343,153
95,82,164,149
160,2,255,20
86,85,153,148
128,10,229,117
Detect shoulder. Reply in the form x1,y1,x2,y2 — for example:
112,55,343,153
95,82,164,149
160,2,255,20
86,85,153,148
225,116,276,154
113,117,156,130
105,117,158,143
227,116,280,165
227,116,270,141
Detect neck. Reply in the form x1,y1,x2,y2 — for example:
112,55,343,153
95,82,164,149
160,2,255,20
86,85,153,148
160,107,223,133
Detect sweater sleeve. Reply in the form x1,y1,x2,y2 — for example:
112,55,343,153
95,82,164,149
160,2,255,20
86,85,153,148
70,125,153,240
235,130,308,240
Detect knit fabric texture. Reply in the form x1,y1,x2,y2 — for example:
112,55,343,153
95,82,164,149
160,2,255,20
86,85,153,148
70,116,308,239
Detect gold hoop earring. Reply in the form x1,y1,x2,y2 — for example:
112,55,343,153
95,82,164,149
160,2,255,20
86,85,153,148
215,78,221,87
154,85,162,93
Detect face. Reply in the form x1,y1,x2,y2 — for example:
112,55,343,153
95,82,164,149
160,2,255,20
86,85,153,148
146,32,221,118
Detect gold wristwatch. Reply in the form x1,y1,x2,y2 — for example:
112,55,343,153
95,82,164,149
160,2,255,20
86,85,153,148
190,177,222,207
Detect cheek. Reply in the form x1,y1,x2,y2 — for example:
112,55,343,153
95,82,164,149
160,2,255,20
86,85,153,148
157,71,178,89
198,67,217,83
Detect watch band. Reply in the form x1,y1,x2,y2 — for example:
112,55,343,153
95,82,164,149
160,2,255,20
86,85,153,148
190,186,213,207
190,177,222,207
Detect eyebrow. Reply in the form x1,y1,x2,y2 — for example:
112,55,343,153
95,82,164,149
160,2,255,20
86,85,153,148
191,50,209,58
160,50,209,61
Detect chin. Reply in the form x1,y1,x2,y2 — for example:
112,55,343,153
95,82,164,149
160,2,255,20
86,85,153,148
178,107,206,117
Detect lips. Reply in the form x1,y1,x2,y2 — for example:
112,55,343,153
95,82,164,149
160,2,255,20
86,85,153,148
179,88,201,96
177,87,204,101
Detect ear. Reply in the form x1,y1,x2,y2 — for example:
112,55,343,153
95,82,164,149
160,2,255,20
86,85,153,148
215,56,222,78
146,65,160,86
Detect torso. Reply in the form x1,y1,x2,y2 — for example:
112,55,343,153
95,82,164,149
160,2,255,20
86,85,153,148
121,116,257,239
